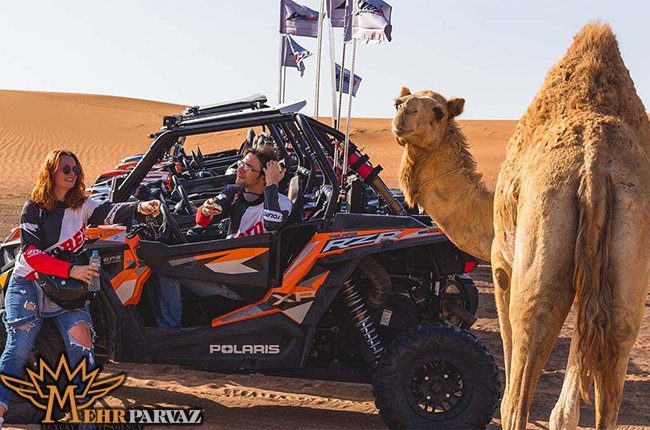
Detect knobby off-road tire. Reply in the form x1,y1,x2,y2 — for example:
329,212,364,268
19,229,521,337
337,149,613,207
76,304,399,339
373,323,500,429
0,323,66,424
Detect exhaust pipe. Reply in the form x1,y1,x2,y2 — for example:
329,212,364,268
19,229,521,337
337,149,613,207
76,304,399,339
444,300,477,328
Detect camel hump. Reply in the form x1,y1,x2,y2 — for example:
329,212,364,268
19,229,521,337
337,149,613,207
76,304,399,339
568,21,618,59
573,151,618,404
516,21,648,137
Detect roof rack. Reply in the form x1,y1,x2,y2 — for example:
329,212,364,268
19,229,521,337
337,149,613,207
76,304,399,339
183,93,268,117
155,99,306,133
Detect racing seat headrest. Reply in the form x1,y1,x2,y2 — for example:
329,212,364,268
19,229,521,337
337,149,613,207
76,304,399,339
287,175,303,223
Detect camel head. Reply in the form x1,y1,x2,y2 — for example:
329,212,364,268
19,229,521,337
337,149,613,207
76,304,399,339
392,87,465,150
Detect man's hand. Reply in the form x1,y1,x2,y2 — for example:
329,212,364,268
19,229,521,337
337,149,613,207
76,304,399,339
263,160,286,187
70,265,100,284
201,198,223,217
138,200,161,217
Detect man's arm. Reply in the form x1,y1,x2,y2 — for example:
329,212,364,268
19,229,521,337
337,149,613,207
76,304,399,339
195,186,236,227
262,184,292,231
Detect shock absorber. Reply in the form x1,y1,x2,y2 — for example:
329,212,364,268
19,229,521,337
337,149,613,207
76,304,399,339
340,280,383,361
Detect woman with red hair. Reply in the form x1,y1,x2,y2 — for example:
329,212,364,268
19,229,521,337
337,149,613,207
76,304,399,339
0,150,160,424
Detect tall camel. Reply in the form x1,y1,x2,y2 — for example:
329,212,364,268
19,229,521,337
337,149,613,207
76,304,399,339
392,22,650,429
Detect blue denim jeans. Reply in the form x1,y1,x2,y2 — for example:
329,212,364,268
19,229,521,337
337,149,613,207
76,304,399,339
146,274,182,328
0,275,96,410
145,274,243,328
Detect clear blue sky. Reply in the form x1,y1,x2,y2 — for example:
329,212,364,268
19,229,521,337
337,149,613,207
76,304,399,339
1,0,648,119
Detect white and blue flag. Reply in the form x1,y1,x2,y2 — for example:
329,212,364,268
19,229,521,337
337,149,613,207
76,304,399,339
280,0,320,38
335,63,362,96
344,0,392,44
282,35,313,76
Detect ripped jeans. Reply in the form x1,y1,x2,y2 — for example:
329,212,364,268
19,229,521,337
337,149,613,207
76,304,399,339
0,275,96,410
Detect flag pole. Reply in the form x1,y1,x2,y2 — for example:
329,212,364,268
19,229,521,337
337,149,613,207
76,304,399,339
336,2,350,131
278,35,285,105
282,63,288,103
328,18,337,128
313,0,326,119
340,42,357,199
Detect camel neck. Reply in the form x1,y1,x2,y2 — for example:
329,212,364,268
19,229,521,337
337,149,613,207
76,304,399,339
401,126,495,262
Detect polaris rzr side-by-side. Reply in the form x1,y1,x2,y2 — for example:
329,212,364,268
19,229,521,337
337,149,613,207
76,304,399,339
0,94,500,428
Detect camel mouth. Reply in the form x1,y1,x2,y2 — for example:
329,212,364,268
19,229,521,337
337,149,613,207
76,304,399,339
392,127,413,137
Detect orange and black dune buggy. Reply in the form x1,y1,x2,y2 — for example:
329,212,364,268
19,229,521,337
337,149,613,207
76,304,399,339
0,94,500,428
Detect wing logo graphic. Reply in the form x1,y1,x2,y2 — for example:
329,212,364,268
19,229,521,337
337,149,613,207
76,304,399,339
0,354,125,423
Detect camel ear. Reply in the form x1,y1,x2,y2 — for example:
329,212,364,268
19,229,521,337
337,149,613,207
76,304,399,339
399,87,411,98
447,98,465,118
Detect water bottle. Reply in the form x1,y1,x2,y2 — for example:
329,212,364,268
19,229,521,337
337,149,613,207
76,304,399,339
88,250,101,292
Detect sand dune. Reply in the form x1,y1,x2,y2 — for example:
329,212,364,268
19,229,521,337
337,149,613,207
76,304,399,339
1,91,648,429
0,90,514,237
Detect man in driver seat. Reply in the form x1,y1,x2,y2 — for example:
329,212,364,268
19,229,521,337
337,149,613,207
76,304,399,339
148,144,292,328
196,144,292,237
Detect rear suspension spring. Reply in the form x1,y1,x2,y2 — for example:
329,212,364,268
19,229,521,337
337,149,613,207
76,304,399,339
340,280,383,360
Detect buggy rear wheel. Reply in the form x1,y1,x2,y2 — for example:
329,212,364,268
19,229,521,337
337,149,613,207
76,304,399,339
373,323,500,429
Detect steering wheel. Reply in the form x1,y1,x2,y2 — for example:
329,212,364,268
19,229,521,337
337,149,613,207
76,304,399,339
172,176,193,215
158,201,187,244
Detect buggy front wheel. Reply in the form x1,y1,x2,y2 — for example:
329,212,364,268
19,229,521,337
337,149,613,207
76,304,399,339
373,323,500,429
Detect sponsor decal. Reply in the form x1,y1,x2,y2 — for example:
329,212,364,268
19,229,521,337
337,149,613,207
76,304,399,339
235,220,264,238
50,224,86,256
1,354,202,425
358,1,385,17
271,291,316,305
322,230,402,252
287,12,318,21
103,254,123,265
210,344,281,354
263,210,284,222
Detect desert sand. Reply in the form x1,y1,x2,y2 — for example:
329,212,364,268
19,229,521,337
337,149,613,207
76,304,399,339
0,90,648,429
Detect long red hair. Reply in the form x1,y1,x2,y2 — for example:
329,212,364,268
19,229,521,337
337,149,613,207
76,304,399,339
31,150,87,211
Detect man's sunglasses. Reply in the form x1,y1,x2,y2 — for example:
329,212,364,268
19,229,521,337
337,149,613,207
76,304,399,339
62,165,82,175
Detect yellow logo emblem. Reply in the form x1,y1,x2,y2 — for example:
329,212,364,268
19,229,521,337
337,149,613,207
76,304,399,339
0,354,125,423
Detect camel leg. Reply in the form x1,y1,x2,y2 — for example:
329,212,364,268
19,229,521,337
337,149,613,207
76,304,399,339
500,199,577,429
592,222,650,429
501,269,574,429
550,328,581,430
491,245,513,420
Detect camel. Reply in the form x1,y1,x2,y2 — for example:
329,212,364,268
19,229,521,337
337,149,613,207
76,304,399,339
392,22,650,429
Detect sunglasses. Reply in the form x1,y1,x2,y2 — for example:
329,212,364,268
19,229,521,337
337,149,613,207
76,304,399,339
62,165,82,175
236,160,260,173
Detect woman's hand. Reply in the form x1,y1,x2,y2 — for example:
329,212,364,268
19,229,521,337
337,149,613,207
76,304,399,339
69,265,100,284
138,200,161,217
201,198,222,217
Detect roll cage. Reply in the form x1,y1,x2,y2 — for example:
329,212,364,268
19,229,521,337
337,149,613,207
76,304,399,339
110,95,408,225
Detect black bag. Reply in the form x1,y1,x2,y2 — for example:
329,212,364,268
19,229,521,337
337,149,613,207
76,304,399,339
35,208,96,310
36,250,96,310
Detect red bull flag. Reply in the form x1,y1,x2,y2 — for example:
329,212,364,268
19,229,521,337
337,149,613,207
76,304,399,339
344,0,392,44
279,0,320,38
335,63,362,97
282,35,313,77
326,0,347,28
